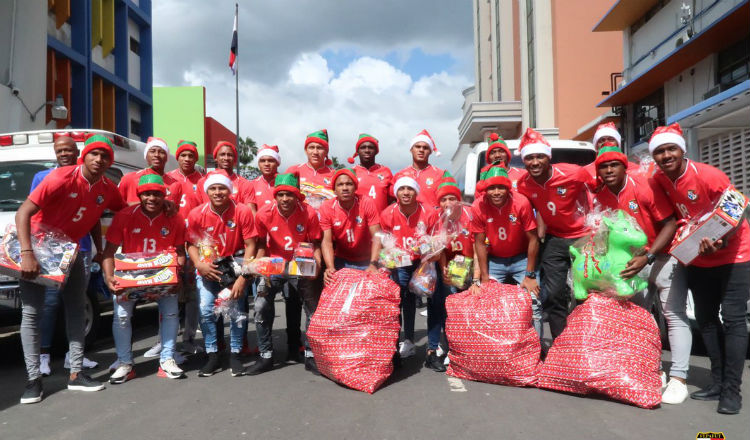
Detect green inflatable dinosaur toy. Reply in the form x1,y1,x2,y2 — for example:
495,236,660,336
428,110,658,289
569,210,648,300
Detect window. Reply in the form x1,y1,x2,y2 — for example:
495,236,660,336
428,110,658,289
717,35,750,89
633,88,665,143
130,119,142,138
129,37,140,55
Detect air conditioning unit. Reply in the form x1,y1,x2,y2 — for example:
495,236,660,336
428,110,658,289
643,119,657,136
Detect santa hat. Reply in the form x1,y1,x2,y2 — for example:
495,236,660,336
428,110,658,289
482,165,511,190
212,141,237,160
594,141,628,169
144,137,169,160
273,172,305,201
648,123,686,154
485,132,511,165
305,129,332,166
175,140,198,159
592,122,622,148
136,173,166,195
393,176,420,197
203,169,233,193
77,134,114,165
331,168,358,190
410,129,440,156
347,133,379,164
256,144,281,166
518,128,551,158
436,177,462,201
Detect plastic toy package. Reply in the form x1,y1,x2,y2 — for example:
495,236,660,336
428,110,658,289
447,255,473,289
113,249,179,270
375,232,412,269
569,209,648,301
300,182,335,210
536,293,662,409
0,223,78,288
114,250,181,302
445,281,541,387
193,233,220,263
307,269,401,394
213,287,247,325
287,242,317,278
241,257,286,278
408,262,437,297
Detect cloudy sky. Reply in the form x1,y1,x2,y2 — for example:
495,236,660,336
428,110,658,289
152,0,474,171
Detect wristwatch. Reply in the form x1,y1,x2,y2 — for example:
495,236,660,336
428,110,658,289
525,271,537,279
473,279,481,286
646,253,656,265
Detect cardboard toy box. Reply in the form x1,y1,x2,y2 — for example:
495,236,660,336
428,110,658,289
113,250,179,270
114,251,181,301
670,187,749,265
0,228,78,288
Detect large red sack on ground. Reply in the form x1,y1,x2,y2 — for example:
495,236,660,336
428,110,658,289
307,269,401,394
445,281,541,386
537,294,662,408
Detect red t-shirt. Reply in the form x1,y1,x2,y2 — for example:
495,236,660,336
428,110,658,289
185,201,255,257
118,169,183,205
247,174,277,209
516,163,590,239
106,204,186,253
252,202,322,260
166,169,203,218
28,165,126,241
652,160,750,267
379,202,440,260
353,163,393,212
391,164,447,210
196,171,252,205
476,165,527,197
285,163,335,188
431,205,475,259
470,193,537,258
319,196,380,262
593,175,674,247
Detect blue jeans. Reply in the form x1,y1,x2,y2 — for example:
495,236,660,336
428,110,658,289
334,257,369,271
197,276,246,353
487,254,543,337
112,294,179,363
392,264,418,341
40,251,92,349
427,270,455,350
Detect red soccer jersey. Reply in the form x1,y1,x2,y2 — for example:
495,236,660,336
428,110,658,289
379,202,440,260
432,205,475,259
28,165,126,241
470,193,537,258
353,163,393,212
118,169,183,205
196,171,252,205
252,201,322,260
392,164,447,210
583,161,642,191
652,160,750,267
285,163,335,188
476,165,527,197
247,174,277,209
166,169,203,218
106,204,186,253
516,163,591,239
593,175,674,247
185,201,255,257
319,196,380,262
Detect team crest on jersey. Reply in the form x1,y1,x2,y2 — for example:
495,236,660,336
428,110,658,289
296,224,305,233
377,174,384,181
556,186,567,196
512,181,518,189
426,178,433,186
226,220,236,230
160,227,170,237
69,192,78,198
96,194,104,205
323,178,331,185
509,214,517,223
192,185,197,191
461,228,469,236
166,189,171,196
628,200,639,212
355,216,363,224
687,190,698,201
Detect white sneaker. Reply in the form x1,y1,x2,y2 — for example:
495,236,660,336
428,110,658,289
173,351,186,365
661,371,667,389
435,345,445,357
63,352,98,369
159,358,185,379
109,363,135,384
661,378,689,404
143,342,162,358
40,354,51,376
108,359,121,372
398,339,416,358
444,355,450,366
419,309,428,317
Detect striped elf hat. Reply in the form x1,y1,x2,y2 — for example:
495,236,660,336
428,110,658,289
273,172,304,200
436,176,462,200
305,129,332,166
77,134,114,165
485,132,511,166
347,133,379,164
136,173,166,195
331,168,358,190
482,165,511,190
594,141,627,168
175,140,199,159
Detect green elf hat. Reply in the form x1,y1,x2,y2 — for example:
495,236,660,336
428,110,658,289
331,168,358,190
273,172,304,201
175,140,199,159
482,165,511,190
136,173,166,195
436,176,462,201
305,129,332,166
77,134,114,165
348,133,379,164
594,141,627,169
485,132,510,166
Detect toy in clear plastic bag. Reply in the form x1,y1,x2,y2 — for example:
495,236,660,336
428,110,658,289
288,242,317,277
569,209,648,300
408,262,437,297
300,182,335,210
242,257,286,277
213,287,247,325
0,223,78,287
193,233,219,263
375,232,412,269
447,255,473,289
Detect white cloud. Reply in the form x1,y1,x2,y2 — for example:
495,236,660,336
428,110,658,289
288,53,333,86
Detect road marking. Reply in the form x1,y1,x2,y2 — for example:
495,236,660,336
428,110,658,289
446,376,466,392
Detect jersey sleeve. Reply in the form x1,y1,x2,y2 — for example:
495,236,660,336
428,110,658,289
379,207,392,233
106,185,127,212
171,214,187,247
28,172,66,209
104,209,127,246
469,203,486,234
239,206,255,241
518,195,538,232
246,180,257,205
185,207,202,244
306,206,323,241
701,163,732,201
364,198,380,225
645,177,674,223
117,173,133,201
250,209,268,239
318,201,333,231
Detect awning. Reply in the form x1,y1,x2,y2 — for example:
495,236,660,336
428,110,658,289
593,0,660,32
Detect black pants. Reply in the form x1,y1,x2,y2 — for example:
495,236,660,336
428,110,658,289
540,235,577,339
686,261,750,396
283,276,321,354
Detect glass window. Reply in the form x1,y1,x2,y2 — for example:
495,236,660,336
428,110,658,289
0,161,55,212
634,88,665,144
717,35,750,89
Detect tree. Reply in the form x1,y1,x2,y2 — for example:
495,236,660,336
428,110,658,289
329,155,346,170
237,136,260,179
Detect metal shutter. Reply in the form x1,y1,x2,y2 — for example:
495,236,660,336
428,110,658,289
699,128,750,195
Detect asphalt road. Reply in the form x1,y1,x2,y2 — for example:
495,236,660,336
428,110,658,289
0,300,748,440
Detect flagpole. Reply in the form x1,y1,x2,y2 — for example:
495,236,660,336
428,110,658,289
234,2,240,175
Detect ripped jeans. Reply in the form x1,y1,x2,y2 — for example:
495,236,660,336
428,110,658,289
112,294,179,364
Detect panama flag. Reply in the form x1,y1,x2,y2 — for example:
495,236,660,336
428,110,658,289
229,10,238,74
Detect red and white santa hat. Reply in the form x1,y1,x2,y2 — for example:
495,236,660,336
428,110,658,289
648,123,686,154
145,137,169,160
592,122,621,147
410,129,440,156
256,144,281,166
517,127,551,158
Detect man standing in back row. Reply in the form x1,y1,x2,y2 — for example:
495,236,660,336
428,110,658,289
346,133,393,212
392,129,450,210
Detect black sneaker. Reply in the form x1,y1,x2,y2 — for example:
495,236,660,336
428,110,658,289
304,357,321,376
20,378,43,404
424,351,446,372
67,373,105,392
392,352,402,369
717,391,742,415
198,352,221,377
690,383,722,401
286,347,303,363
230,353,245,377
247,356,274,376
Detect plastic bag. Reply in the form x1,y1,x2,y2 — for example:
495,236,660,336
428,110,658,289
307,269,401,393
0,223,78,287
213,287,247,325
288,242,317,278
569,209,648,300
445,281,540,386
193,233,219,263
408,262,437,297
375,232,412,269
447,255,473,290
300,182,335,210
536,294,662,409
242,257,286,277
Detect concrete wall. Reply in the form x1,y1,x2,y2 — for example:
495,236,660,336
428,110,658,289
664,55,715,116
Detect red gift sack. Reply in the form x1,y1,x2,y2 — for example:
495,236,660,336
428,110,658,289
445,281,541,386
307,268,401,394
537,294,662,408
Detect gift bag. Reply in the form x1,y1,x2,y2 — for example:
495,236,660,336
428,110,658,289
445,281,540,387
307,269,401,394
408,262,437,297
536,294,662,409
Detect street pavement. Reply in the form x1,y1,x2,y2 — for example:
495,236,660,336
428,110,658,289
0,300,748,440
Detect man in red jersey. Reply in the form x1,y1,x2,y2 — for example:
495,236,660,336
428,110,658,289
102,175,187,383
320,168,381,284
247,173,323,376
592,141,688,405
285,129,335,189
582,122,640,190
649,123,750,415
380,176,439,359
196,141,253,204
186,171,255,377
515,128,591,339
476,132,526,195
345,133,393,212
248,144,281,213
392,129,450,210
118,137,182,206
16,134,126,404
